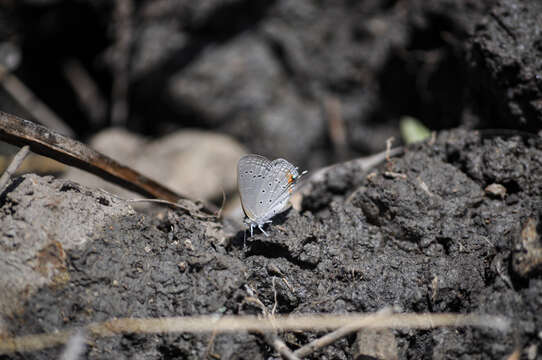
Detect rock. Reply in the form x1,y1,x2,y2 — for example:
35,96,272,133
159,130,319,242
468,0,542,129
353,328,398,360
485,183,507,199
167,34,325,165
0,173,248,359
513,217,542,278
0,174,135,321
63,128,247,202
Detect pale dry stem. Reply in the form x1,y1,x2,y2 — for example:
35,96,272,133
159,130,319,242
0,313,509,355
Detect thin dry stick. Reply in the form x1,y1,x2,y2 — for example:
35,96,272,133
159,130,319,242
506,347,521,360
0,64,74,137
249,281,298,360
293,307,395,358
0,313,509,355
271,276,278,316
0,145,30,192
215,188,227,219
324,97,347,160
385,137,395,163
203,329,219,359
293,322,360,358
111,0,133,125
63,59,107,126
140,0,179,18
264,333,301,360
304,147,403,187
295,306,435,359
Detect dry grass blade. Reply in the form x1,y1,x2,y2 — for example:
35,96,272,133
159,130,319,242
59,331,86,360
294,307,395,358
304,146,403,186
0,313,509,355
324,96,347,160
0,111,216,212
293,322,362,358
110,0,133,126
0,144,30,192
63,59,107,126
0,64,74,137
264,333,300,360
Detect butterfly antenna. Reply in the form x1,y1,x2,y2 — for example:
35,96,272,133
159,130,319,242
294,168,308,180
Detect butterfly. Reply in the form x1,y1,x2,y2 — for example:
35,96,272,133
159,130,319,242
237,154,307,236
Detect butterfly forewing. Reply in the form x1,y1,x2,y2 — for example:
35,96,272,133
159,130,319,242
255,159,299,220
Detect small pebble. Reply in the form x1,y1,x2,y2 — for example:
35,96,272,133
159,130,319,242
485,183,506,199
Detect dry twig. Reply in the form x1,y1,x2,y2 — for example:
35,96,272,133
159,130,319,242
0,144,30,193
302,147,403,186
247,278,299,360
294,307,395,358
0,111,217,212
264,333,301,360
294,322,360,358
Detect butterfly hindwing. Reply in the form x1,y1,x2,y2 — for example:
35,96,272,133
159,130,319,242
238,155,300,224
237,154,273,221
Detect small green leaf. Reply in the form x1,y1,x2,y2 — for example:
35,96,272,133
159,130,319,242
400,116,431,144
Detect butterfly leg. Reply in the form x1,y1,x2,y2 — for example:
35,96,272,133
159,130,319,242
259,220,273,236
250,223,254,237
258,224,269,237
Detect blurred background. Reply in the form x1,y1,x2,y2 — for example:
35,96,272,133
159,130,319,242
0,0,540,206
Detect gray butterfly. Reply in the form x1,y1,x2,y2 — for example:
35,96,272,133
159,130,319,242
237,154,307,236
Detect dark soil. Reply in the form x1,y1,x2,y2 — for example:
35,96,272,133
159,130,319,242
6,0,541,166
1,0,542,358
2,128,542,359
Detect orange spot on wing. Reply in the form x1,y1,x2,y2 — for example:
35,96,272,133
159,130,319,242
287,172,295,193
287,172,294,184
